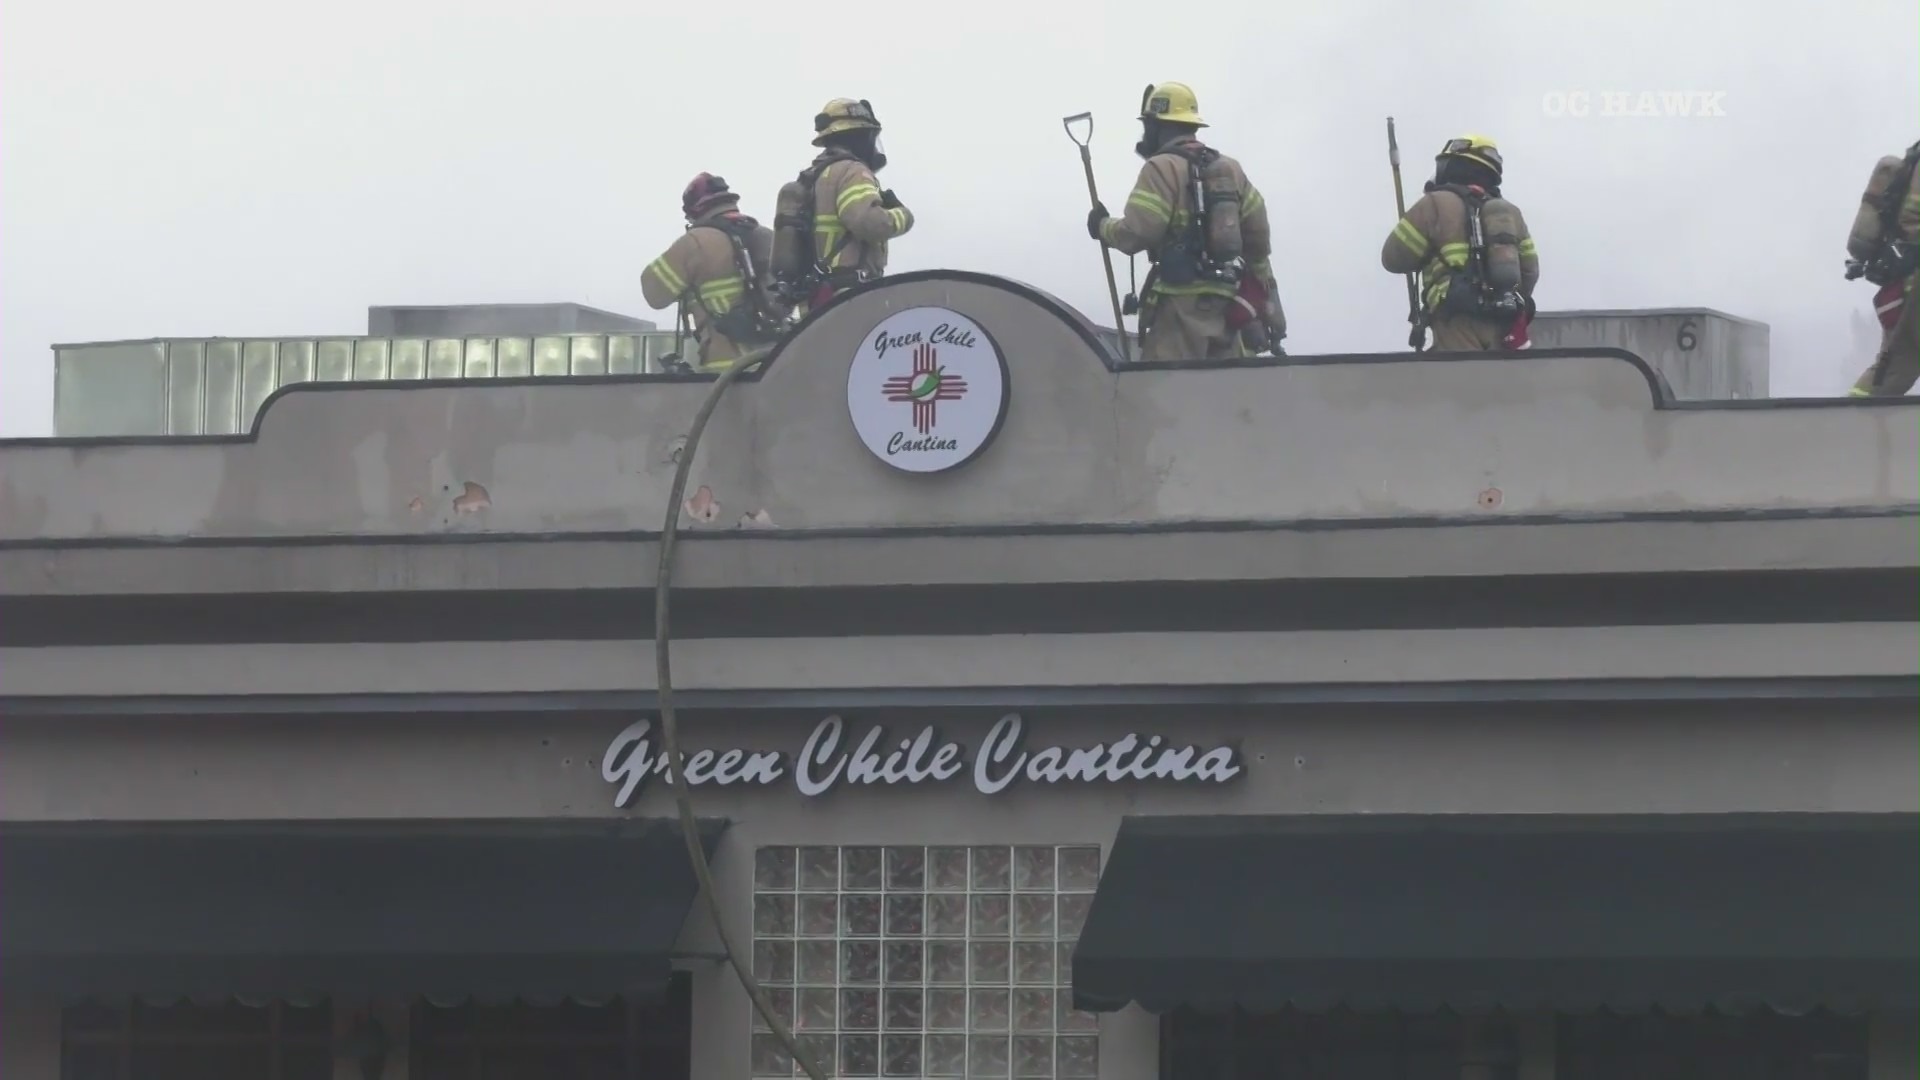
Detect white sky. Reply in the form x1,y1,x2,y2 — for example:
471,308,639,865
2,0,1915,436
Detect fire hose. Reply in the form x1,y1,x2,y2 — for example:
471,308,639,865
653,354,829,1080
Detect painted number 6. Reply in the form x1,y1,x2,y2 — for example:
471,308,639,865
1676,319,1698,352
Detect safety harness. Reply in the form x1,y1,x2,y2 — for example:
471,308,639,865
689,213,788,346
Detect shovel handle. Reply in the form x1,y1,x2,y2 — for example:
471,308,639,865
1062,112,1093,147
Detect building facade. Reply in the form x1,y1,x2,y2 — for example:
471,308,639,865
0,271,1914,1080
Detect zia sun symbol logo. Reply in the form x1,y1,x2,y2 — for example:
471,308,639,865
881,342,969,435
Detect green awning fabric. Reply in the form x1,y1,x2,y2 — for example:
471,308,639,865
0,819,725,1002
1072,813,1919,1015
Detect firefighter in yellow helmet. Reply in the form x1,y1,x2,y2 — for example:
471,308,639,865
640,173,789,372
1382,134,1540,351
767,98,915,312
1844,141,1920,396
1087,82,1284,361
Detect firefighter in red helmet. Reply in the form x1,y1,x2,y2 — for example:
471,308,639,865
640,173,789,371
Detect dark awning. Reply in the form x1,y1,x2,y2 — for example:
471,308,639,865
0,818,725,1001
1072,813,1919,1015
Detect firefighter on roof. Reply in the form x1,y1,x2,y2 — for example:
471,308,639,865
640,173,788,372
769,98,915,311
1844,141,1920,397
1088,82,1284,361
1382,134,1540,351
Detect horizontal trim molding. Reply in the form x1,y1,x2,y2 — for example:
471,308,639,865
3,624,1911,698
2,514,1914,598
3,677,1912,717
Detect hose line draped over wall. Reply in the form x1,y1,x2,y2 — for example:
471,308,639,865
654,356,830,1080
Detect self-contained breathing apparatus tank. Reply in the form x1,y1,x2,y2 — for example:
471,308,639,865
770,171,816,303
1845,146,1919,285
1456,187,1524,320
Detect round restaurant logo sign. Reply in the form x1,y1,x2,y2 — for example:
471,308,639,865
845,306,1009,473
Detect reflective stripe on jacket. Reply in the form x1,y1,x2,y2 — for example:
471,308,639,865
811,156,913,280
639,206,777,368
1381,189,1540,312
1100,139,1274,300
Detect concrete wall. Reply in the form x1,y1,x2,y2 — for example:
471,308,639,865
366,302,656,337
1528,308,1769,399
3,276,1912,544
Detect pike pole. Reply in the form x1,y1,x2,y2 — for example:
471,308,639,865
1387,117,1427,352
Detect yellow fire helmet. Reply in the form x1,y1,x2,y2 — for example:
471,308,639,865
1139,82,1208,128
813,98,882,146
1439,133,1504,177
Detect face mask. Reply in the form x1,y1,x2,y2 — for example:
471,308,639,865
1134,121,1156,159
868,134,889,172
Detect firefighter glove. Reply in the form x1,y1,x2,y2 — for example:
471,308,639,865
879,189,902,210
1086,202,1108,241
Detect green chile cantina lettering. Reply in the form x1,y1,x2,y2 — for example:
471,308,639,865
601,713,1243,808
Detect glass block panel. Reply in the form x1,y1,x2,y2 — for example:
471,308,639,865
799,847,839,891
1012,990,1053,1034
885,846,926,891
391,338,427,380
463,338,497,378
316,340,354,382
843,847,883,890
353,338,390,380
929,847,969,891
797,941,837,984
752,1032,793,1077
240,340,277,430
608,333,640,374
799,894,838,937
884,940,924,985
883,1033,923,1077
278,340,315,386
753,940,795,984
928,942,967,985
885,894,924,935
926,988,967,1031
927,894,968,937
969,989,1009,1031
1014,847,1056,891
1013,942,1054,986
842,941,881,985
971,894,1011,937
756,847,797,891
840,988,879,1030
882,988,922,1030
166,341,205,434
532,336,569,376
753,844,1098,1080
1014,894,1055,939
1013,1034,1054,1077
1057,894,1093,939
839,1033,879,1076
203,340,241,435
496,337,532,377
794,1034,836,1077
971,847,1011,890
969,942,1010,984
926,1034,967,1076
426,338,464,379
1059,848,1102,891
753,987,796,1032
754,895,795,936
569,334,608,375
796,988,836,1031
1058,1035,1098,1078
969,1035,1011,1077
842,893,882,936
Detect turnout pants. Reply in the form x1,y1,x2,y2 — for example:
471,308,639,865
1427,314,1508,352
1851,273,1920,397
1139,293,1244,362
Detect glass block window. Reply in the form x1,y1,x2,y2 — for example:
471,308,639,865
750,845,1103,1079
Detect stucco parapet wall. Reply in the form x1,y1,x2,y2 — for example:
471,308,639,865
1,272,1915,544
